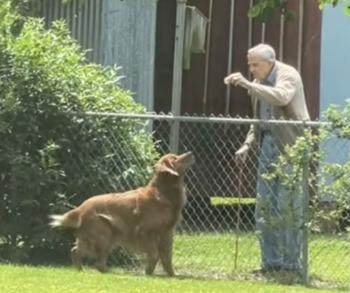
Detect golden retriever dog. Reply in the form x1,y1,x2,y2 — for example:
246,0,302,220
49,152,194,276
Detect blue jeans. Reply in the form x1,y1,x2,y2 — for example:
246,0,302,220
255,134,303,271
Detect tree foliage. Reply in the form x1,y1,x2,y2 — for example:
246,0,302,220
249,0,350,22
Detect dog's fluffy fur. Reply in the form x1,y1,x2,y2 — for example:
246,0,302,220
50,152,194,276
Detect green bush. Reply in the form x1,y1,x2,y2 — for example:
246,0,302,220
0,7,158,262
262,103,350,234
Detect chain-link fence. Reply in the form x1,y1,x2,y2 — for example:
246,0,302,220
55,112,349,289
5,112,350,289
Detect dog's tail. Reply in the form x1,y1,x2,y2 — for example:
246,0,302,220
49,208,82,229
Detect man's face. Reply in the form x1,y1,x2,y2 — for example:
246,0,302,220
247,54,273,81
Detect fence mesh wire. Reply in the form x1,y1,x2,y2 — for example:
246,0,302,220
4,112,350,289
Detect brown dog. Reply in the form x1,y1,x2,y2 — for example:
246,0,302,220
49,152,194,276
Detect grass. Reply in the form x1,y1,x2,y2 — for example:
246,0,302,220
308,234,350,286
0,264,344,293
174,233,260,274
0,233,348,292
172,232,349,289
207,197,350,288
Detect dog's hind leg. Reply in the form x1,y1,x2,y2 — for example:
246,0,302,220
94,244,111,273
159,232,175,276
71,246,83,271
94,254,109,273
71,238,93,271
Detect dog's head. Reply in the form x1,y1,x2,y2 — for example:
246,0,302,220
155,152,194,177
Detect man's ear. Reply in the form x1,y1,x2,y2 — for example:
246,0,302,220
154,163,179,176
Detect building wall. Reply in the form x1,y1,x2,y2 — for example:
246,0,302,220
39,0,104,63
102,0,157,111
320,5,350,113
320,5,350,165
39,0,157,111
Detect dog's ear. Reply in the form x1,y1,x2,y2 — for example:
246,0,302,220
155,162,179,176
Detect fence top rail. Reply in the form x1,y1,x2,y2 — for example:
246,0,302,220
68,111,327,127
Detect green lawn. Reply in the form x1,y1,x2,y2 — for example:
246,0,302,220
0,232,348,292
172,233,349,288
0,264,344,293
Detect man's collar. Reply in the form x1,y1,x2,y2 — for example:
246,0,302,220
264,62,277,85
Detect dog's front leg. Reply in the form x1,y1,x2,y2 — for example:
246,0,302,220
144,236,159,276
159,231,175,277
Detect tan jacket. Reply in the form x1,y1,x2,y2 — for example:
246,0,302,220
244,61,310,148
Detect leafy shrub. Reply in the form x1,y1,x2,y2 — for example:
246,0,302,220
262,103,350,234
0,7,158,262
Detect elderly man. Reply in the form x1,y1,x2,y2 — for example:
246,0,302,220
224,43,310,274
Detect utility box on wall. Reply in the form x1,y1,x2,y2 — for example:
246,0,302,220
183,6,208,70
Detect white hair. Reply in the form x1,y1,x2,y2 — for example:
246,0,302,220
248,43,276,63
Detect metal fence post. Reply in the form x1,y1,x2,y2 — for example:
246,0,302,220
301,123,310,285
170,0,187,154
